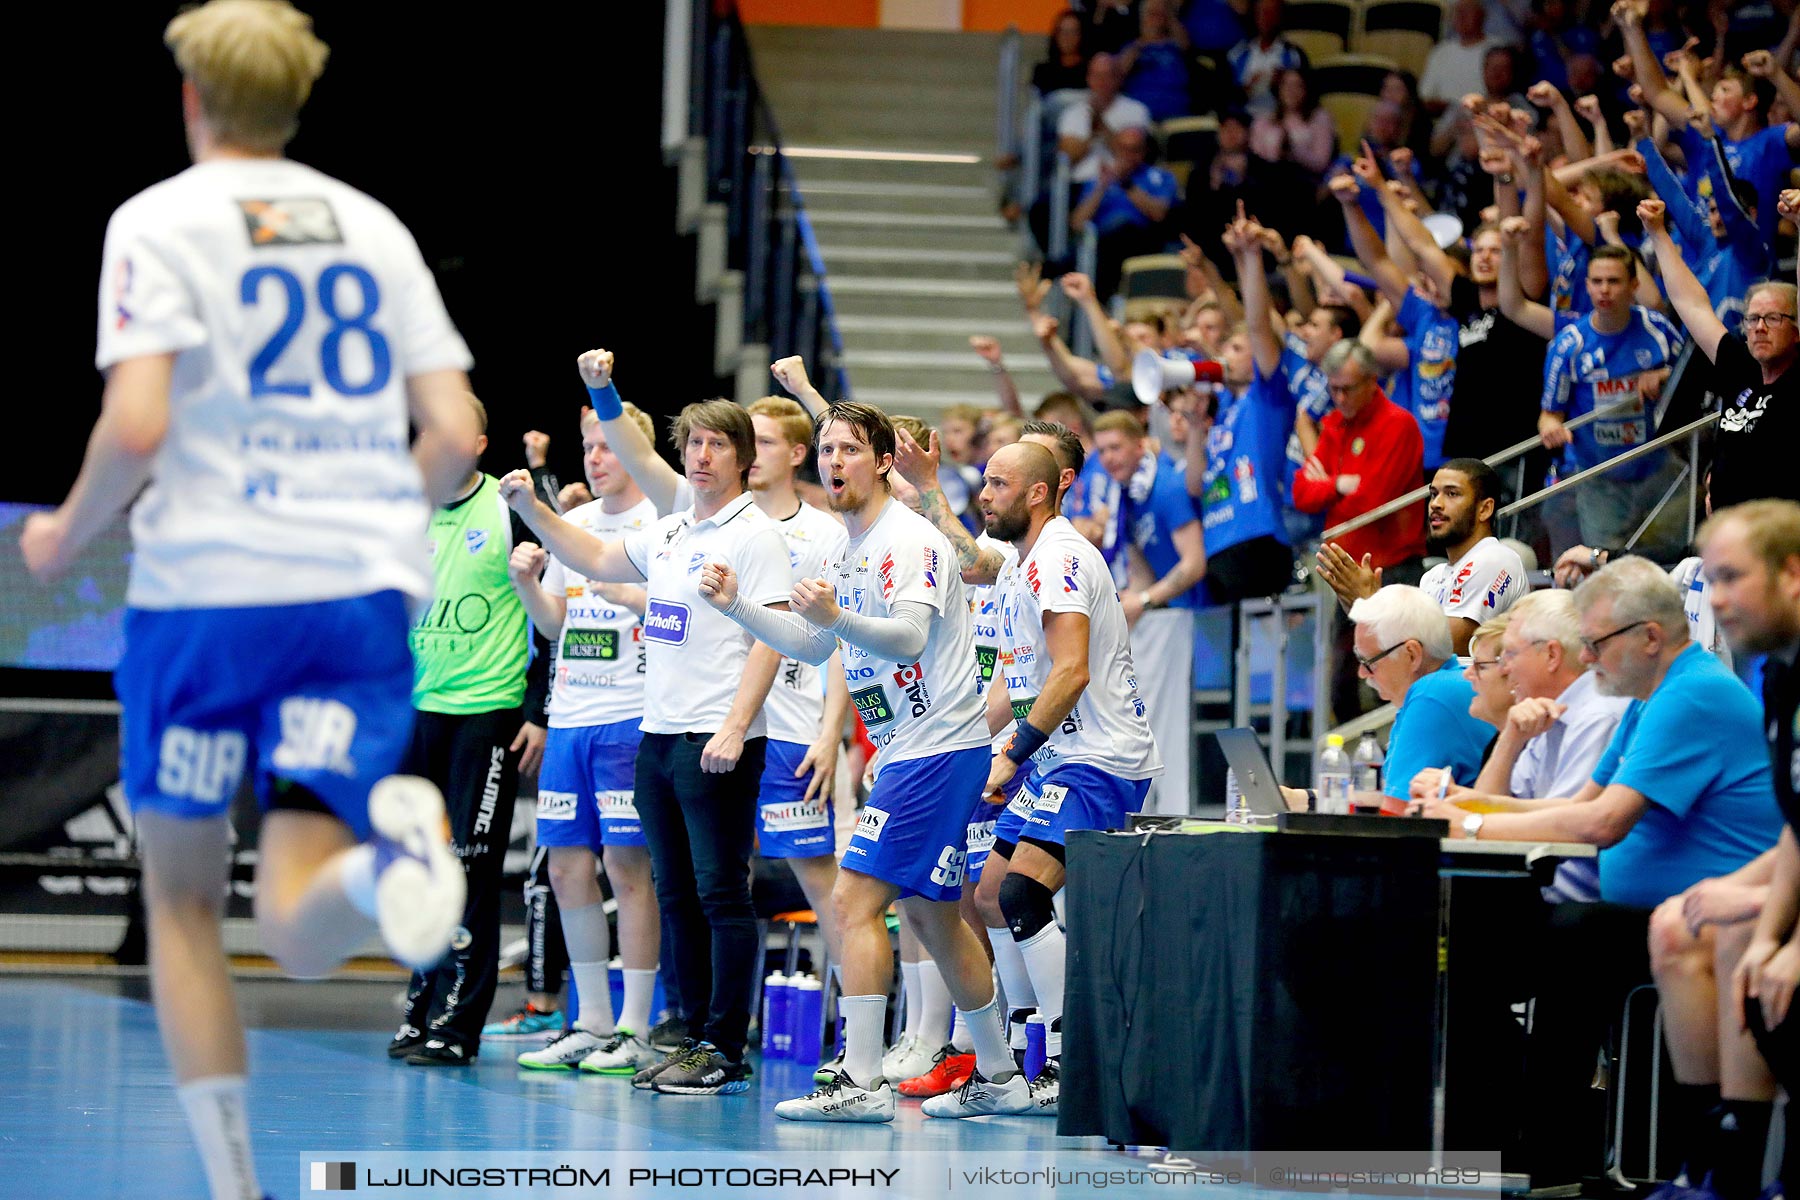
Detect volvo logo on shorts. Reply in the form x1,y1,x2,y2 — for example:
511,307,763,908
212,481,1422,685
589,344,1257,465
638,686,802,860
642,600,691,645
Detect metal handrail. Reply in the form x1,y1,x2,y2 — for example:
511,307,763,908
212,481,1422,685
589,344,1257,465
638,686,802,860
996,27,1020,166
1493,411,1716,518
1321,396,1689,542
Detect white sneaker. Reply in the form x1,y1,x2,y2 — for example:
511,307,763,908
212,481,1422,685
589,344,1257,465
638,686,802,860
578,1030,658,1076
774,1073,896,1123
882,1034,941,1083
517,1028,609,1071
368,776,465,970
921,1068,1031,1118
1025,1058,1059,1116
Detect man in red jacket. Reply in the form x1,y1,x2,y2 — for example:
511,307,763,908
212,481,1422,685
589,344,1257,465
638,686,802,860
1290,339,1428,720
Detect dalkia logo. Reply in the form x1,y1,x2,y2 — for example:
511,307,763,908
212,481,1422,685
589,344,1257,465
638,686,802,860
310,1161,355,1191
642,600,690,645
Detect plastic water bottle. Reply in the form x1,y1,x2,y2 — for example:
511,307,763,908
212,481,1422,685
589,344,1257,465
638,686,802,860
791,975,825,1067
1023,1014,1048,1081
1353,733,1384,795
1224,768,1249,824
762,973,791,1060
1317,734,1353,815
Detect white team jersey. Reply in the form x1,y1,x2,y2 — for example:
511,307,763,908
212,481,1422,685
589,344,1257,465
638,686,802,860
539,497,658,729
969,533,1007,699
622,492,790,736
1671,557,1730,668
97,158,472,609
993,518,1163,780
1420,537,1531,625
764,503,851,745
826,500,989,771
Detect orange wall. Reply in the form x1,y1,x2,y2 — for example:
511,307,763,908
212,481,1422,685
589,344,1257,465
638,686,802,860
740,0,1065,31
963,0,1065,33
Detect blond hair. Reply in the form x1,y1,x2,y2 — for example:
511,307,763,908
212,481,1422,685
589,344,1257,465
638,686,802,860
463,392,488,435
165,0,329,153
581,400,655,445
891,415,930,445
747,395,814,449
1092,410,1147,439
1699,499,1800,578
1468,611,1512,657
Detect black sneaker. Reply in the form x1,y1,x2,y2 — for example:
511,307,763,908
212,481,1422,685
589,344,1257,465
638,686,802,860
387,1024,424,1060
646,1015,690,1052
406,1037,476,1067
632,1038,697,1091
651,1041,751,1095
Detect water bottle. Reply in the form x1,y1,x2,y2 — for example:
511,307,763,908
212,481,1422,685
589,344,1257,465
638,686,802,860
1224,768,1249,824
791,975,825,1067
761,973,791,1060
1353,733,1384,794
1316,734,1353,816
1023,1014,1048,1081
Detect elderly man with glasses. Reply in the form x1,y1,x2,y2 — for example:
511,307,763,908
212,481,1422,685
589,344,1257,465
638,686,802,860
1420,555,1782,1192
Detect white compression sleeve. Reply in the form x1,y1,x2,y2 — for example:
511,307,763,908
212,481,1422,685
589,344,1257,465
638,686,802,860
721,595,840,664
828,600,932,661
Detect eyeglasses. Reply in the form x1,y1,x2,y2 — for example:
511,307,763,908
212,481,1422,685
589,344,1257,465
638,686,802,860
1580,620,1649,655
1498,639,1548,664
1355,640,1411,672
1469,658,1501,677
1743,313,1797,329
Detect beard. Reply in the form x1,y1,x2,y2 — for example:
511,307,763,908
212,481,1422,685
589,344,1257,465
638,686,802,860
1426,513,1474,555
985,501,1031,543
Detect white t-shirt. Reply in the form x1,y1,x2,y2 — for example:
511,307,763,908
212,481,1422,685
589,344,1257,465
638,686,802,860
993,518,1163,780
97,158,472,610
622,491,790,736
1420,536,1530,625
539,497,658,729
1420,38,1500,109
1056,94,1154,182
764,502,850,746
1671,556,1730,669
825,500,989,771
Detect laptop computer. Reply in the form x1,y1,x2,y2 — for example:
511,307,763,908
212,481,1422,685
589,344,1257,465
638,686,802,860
1213,727,1290,817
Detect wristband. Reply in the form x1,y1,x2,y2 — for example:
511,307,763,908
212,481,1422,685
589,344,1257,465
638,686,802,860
1004,721,1050,765
585,381,624,421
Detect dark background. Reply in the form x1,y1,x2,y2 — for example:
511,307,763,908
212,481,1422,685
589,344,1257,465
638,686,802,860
10,1,693,507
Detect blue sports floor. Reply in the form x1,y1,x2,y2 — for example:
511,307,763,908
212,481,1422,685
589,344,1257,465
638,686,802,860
1,975,1192,1199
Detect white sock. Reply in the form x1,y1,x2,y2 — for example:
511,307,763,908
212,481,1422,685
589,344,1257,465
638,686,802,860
916,958,953,1046
338,845,378,919
950,1005,974,1053
840,994,887,1086
899,961,923,1041
1018,922,1066,1058
619,968,657,1037
958,997,1016,1083
178,1075,260,1200
569,962,614,1036
987,925,1036,1010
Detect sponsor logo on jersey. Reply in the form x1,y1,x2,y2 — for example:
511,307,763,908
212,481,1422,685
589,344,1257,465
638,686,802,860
975,644,998,684
642,600,691,645
1061,556,1080,593
598,791,639,822
566,586,586,598
851,685,895,727
237,197,344,247
761,797,831,832
1013,643,1036,666
1447,561,1475,604
893,662,931,717
1025,561,1042,597
536,789,577,821
1484,570,1511,611
686,552,708,576
563,628,620,661
854,805,891,842
1592,376,1639,400
1010,696,1038,722
878,552,897,601
465,529,488,556
922,548,939,588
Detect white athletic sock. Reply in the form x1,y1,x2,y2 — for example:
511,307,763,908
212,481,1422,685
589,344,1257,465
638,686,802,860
950,1005,974,1053
959,997,1017,1083
899,961,923,1041
619,968,657,1037
987,925,1036,1010
560,901,613,1036
916,959,953,1046
338,845,378,920
1018,922,1066,1058
178,1075,260,1200
840,994,887,1085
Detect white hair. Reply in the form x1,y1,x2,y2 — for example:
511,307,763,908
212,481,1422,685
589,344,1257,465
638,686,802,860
1571,555,1686,638
1348,584,1455,664
1505,589,1583,660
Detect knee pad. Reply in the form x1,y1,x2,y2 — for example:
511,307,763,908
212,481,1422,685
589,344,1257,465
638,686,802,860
998,872,1057,941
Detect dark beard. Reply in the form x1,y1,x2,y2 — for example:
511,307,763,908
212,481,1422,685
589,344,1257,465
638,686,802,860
986,507,1030,543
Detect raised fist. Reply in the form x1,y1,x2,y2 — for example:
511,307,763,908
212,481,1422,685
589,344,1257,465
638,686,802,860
1031,311,1061,341
1742,49,1776,78
770,355,812,395
1574,94,1603,123
1527,81,1562,108
1328,172,1362,204
522,430,549,469
576,348,614,389
1636,197,1667,234
508,541,548,585
1500,215,1531,242
1060,272,1096,304
969,335,1003,365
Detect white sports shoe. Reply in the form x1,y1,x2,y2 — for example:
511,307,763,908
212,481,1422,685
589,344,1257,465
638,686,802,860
882,1034,941,1083
578,1031,658,1076
774,1073,896,1123
517,1028,609,1071
368,776,465,971
921,1068,1031,1118
1025,1058,1059,1116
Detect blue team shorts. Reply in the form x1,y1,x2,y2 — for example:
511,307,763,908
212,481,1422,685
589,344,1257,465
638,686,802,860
844,746,988,902
993,761,1153,850
756,739,836,858
114,592,415,841
535,719,647,851
966,758,1029,882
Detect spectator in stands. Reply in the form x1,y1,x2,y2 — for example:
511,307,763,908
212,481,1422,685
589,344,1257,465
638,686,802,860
1381,70,1431,161
1420,555,1782,1191
1228,0,1305,118
1643,202,1798,511
1638,136,1769,336
1039,52,1154,258
1119,0,1194,122
1085,0,1143,56
1280,237,1364,542
1421,0,1503,123
1070,126,1179,299
1180,0,1251,57
1034,9,1093,96
1538,244,1690,558
1523,0,1599,96
1183,108,1273,258
1250,67,1336,178
1464,614,1518,734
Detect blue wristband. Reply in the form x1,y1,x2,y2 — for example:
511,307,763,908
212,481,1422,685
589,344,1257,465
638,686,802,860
1004,721,1049,765
585,381,623,421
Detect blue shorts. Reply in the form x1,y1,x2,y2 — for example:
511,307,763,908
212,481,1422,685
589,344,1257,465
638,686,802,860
757,739,836,858
845,746,988,902
965,796,1007,884
115,592,415,841
994,761,1153,850
535,719,647,851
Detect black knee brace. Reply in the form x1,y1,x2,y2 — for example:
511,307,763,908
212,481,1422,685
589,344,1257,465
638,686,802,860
998,872,1057,941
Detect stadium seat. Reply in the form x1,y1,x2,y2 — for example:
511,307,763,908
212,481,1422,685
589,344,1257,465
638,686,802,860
1320,92,1383,157
1354,0,1447,77
1119,254,1189,304
1156,114,1219,190
1310,52,1403,98
1281,0,1358,61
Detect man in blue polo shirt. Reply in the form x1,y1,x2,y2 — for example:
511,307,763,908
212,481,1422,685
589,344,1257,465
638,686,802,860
1422,556,1781,1189
1068,126,1178,301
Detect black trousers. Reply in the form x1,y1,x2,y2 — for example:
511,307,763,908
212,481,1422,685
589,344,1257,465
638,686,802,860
1748,998,1798,1186
633,731,766,1061
1206,534,1294,606
398,708,519,1051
